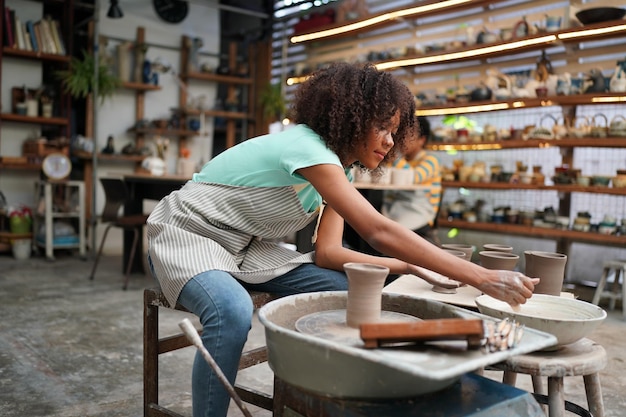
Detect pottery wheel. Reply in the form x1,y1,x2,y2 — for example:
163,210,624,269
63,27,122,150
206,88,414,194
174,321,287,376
295,309,420,346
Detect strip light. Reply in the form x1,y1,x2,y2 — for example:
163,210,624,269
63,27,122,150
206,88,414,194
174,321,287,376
430,143,504,151
591,96,626,103
290,0,474,44
376,35,557,70
416,102,517,116
557,24,626,40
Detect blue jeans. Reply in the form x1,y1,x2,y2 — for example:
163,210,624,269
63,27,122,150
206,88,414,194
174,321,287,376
176,263,348,417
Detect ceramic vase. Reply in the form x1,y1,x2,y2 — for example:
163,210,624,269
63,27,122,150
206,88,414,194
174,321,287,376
524,251,567,295
479,251,519,270
344,262,389,328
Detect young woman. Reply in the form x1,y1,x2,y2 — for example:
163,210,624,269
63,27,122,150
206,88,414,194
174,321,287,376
147,62,538,417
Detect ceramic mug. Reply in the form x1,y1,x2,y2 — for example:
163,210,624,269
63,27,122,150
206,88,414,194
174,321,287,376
545,15,562,32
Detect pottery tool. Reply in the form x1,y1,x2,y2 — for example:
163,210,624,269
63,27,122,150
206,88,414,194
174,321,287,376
360,318,484,349
178,318,253,417
360,318,525,351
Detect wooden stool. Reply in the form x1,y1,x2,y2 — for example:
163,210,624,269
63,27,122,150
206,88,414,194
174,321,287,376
143,287,275,417
592,260,626,319
491,338,606,417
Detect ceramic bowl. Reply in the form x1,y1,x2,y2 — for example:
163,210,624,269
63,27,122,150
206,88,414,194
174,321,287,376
575,7,626,25
475,294,607,349
612,175,626,188
591,175,611,187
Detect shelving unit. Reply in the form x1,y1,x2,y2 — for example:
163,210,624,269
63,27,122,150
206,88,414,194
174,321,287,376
273,0,626,280
33,180,86,260
423,92,626,254
0,0,74,171
77,26,165,221
179,36,256,154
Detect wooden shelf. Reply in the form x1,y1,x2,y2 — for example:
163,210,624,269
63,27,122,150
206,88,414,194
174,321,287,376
428,136,626,151
121,81,162,91
417,93,626,116
130,127,202,137
187,71,252,85
287,16,626,85
0,161,41,170
73,151,146,163
0,113,69,125
290,0,499,44
2,47,70,62
0,231,33,241
442,181,626,196
171,107,252,120
438,218,626,248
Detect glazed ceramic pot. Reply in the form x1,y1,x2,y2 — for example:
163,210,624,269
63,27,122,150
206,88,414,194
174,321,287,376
479,251,519,270
343,263,389,328
524,251,567,295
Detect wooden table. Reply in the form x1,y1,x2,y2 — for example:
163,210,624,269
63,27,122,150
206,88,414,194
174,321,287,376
122,173,189,274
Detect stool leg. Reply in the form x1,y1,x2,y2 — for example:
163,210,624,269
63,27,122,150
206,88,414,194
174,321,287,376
531,375,548,416
144,291,159,416
615,268,626,320
502,370,517,386
583,373,604,417
547,376,565,417
592,267,609,306
608,269,617,310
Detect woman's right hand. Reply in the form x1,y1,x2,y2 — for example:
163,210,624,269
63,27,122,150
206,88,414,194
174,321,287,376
476,270,539,306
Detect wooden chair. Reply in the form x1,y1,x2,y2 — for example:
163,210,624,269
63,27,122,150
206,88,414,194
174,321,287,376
143,287,275,417
88,177,149,290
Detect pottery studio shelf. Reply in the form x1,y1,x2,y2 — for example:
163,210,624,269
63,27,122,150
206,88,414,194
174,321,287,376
438,218,626,248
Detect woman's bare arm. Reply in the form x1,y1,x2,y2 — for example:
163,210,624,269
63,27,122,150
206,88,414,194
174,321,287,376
299,163,537,305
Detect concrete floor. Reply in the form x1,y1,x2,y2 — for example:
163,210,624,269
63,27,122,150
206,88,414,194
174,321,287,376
0,250,625,417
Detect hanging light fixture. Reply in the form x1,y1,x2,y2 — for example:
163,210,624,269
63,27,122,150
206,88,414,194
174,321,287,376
107,0,123,18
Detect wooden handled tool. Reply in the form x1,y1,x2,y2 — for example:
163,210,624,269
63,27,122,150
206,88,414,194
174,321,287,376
179,318,253,417
360,318,484,349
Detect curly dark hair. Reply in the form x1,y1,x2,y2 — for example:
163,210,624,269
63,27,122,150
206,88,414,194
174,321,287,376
291,62,416,168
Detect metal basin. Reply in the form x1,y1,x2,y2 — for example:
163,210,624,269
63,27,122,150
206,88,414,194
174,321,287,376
258,291,557,399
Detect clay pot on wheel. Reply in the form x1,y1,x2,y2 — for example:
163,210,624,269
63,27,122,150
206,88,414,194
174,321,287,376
343,263,389,328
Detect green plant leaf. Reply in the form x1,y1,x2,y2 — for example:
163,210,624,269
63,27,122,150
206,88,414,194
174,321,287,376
56,50,121,103
258,82,286,122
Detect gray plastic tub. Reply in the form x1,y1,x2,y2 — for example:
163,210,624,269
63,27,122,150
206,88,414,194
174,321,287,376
258,291,557,399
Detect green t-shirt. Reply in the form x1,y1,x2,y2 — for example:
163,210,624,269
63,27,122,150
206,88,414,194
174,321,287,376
193,124,351,212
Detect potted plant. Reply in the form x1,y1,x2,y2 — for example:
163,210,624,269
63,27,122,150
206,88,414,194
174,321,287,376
258,82,286,123
56,50,121,103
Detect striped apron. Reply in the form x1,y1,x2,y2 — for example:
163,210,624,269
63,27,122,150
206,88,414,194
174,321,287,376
146,181,318,307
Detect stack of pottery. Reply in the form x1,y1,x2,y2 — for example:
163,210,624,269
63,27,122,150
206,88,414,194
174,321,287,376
598,216,617,235
573,211,591,232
